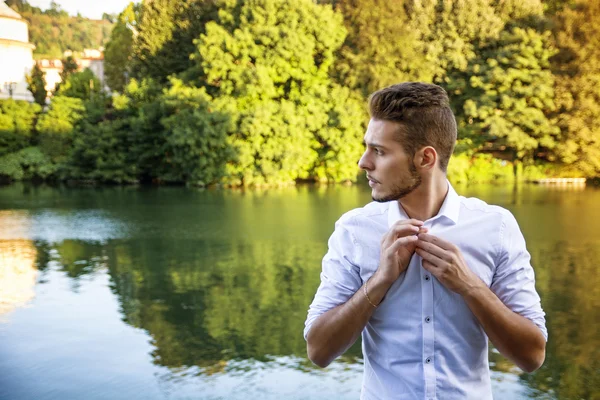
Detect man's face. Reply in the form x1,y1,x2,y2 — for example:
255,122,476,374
358,119,422,202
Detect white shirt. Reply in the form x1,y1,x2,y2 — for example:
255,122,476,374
304,183,547,400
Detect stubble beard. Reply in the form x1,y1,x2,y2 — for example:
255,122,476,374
372,161,422,203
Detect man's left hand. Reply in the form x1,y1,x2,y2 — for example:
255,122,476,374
415,233,485,297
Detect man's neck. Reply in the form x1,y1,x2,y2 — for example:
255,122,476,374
399,177,449,222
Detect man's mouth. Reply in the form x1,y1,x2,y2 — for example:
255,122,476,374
367,176,379,186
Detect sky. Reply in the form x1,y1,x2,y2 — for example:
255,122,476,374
27,0,134,19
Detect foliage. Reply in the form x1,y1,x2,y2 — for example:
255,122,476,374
131,0,218,83
453,26,559,170
3,0,600,185
404,0,505,83
551,0,600,177
191,0,364,186
66,118,139,184
0,99,41,156
56,68,103,100
159,79,233,186
35,96,85,162
324,0,428,96
0,146,57,182
104,3,139,92
26,64,47,106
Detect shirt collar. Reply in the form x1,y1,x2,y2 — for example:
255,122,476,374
387,181,461,228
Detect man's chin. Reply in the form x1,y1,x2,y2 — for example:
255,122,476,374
371,188,397,203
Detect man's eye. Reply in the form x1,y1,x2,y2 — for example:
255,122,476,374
374,148,383,155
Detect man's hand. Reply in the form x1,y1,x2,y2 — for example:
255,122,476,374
374,219,427,285
415,233,484,296
415,232,546,372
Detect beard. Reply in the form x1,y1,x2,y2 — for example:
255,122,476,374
372,160,422,203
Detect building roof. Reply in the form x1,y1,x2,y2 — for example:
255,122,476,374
0,1,22,19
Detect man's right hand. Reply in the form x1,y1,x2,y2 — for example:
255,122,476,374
374,219,427,285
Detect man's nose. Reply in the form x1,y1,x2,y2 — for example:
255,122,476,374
358,151,371,170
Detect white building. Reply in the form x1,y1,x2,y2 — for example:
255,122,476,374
0,1,34,102
38,58,62,93
37,49,108,95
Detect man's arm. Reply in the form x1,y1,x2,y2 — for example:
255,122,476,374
461,284,545,373
306,274,391,368
415,232,546,373
306,219,426,368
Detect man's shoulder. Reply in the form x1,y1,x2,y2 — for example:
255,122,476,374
459,195,513,222
336,201,388,227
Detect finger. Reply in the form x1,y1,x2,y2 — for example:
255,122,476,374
421,259,438,273
415,239,450,261
417,233,455,251
391,219,424,230
388,224,420,241
383,221,426,247
387,235,418,254
415,247,446,268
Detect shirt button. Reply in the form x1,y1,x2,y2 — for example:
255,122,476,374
425,357,432,364
424,275,430,281
425,316,431,323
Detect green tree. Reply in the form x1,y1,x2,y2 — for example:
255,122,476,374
325,0,431,96
56,68,103,100
60,56,78,82
36,96,85,162
0,146,56,182
67,118,139,184
104,2,139,92
131,0,218,83
551,0,600,177
190,0,364,186
404,0,505,83
456,27,560,177
54,56,79,93
159,79,233,186
26,63,47,106
0,99,41,156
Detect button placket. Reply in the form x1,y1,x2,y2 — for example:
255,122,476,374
421,221,436,399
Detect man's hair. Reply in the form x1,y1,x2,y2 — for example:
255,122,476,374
368,82,457,172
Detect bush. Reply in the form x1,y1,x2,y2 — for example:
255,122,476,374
36,96,85,162
0,99,42,156
0,147,57,182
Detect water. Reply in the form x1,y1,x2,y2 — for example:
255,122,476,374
0,183,598,400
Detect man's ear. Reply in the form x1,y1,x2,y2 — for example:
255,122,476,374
414,146,438,170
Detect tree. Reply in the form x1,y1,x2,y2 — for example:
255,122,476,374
104,2,139,92
158,79,233,186
550,0,600,177
0,99,41,156
36,96,85,162
456,27,560,177
26,63,47,106
190,0,364,186
55,56,79,93
131,0,218,83
325,0,431,97
403,0,505,84
56,68,103,100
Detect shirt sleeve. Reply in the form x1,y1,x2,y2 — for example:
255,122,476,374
303,218,363,341
491,210,548,341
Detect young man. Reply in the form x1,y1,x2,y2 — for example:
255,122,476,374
304,82,547,400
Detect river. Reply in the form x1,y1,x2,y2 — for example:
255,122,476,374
0,182,598,400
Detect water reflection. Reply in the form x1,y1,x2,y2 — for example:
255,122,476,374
0,183,599,399
0,240,37,318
